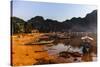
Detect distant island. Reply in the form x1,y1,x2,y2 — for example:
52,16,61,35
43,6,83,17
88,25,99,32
11,10,97,34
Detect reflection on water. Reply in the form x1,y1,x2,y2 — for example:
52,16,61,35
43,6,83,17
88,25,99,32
45,43,69,55
45,43,82,55
12,33,97,65
43,39,97,62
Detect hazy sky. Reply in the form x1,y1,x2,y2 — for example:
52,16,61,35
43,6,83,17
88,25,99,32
12,0,97,22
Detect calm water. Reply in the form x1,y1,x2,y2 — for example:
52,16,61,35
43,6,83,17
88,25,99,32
43,40,97,62
45,43,82,55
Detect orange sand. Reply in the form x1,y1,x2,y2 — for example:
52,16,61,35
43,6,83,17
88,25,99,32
12,33,56,66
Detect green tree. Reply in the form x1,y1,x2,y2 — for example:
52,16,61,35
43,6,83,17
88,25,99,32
11,17,25,34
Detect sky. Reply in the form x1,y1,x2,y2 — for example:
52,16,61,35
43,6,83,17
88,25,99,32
12,0,97,22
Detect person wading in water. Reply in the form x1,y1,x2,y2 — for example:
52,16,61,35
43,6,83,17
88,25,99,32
80,35,93,62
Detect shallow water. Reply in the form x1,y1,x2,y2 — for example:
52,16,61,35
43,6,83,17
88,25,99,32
45,43,82,55
44,42,97,62
12,33,97,65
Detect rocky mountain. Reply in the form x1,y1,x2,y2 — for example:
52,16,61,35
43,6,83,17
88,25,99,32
63,10,97,32
11,10,97,33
